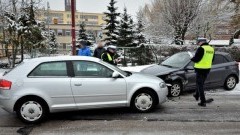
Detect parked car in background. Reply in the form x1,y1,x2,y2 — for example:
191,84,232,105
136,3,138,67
141,52,239,97
0,56,168,123
232,39,240,46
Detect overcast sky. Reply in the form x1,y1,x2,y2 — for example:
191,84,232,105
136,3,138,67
43,0,152,19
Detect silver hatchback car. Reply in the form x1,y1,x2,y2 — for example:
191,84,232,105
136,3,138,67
0,56,168,123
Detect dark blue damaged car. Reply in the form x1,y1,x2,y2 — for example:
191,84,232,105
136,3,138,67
141,52,239,97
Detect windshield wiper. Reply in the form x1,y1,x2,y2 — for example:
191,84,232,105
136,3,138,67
161,64,174,68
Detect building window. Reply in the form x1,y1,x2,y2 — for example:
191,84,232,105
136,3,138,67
67,14,70,18
57,29,63,36
65,30,71,36
63,43,67,49
75,30,79,35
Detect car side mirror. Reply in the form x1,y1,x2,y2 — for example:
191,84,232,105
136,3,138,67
112,71,120,78
186,66,194,70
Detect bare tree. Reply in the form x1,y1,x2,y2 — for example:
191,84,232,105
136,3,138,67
161,0,202,45
140,0,202,45
139,2,174,43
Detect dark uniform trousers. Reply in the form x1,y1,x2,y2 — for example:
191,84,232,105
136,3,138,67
195,69,210,103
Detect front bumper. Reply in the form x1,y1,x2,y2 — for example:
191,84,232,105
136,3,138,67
157,87,168,104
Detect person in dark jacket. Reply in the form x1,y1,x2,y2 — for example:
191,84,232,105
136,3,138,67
101,45,121,65
93,41,106,59
78,41,91,56
191,39,215,107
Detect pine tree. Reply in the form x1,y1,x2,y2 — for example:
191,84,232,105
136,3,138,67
49,30,58,52
118,7,136,66
135,13,146,46
103,0,120,45
134,12,152,65
78,22,87,42
118,7,135,47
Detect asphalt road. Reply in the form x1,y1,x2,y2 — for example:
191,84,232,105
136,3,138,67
0,89,240,135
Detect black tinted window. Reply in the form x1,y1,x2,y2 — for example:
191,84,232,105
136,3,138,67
73,61,113,78
29,62,67,77
226,54,234,62
213,55,228,65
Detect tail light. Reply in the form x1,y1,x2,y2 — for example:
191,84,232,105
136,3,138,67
0,79,12,90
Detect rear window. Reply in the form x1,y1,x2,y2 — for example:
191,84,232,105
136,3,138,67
28,62,68,77
213,54,229,65
225,54,234,62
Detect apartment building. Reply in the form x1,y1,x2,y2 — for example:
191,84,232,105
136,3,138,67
39,10,106,50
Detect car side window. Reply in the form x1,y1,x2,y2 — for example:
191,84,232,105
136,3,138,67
73,61,113,78
29,62,67,77
213,55,227,65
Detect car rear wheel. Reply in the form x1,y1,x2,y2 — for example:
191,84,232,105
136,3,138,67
224,75,237,90
16,98,48,124
168,81,182,97
131,90,157,112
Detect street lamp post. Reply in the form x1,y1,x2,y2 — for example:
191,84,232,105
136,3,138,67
47,2,50,39
71,0,76,55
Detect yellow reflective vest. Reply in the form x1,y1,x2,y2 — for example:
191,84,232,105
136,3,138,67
194,45,214,69
101,53,113,61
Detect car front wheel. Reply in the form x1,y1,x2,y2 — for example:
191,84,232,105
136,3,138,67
16,98,48,124
168,81,182,97
224,75,237,90
131,90,157,112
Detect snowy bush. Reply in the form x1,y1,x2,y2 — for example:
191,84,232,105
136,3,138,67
152,45,240,62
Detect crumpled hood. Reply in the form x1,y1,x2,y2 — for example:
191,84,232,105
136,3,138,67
125,72,164,83
120,64,154,72
141,64,179,76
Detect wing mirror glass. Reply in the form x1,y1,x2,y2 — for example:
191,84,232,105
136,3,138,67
112,71,120,78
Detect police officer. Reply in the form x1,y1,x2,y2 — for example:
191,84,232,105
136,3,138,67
93,41,106,59
101,45,121,65
191,39,215,107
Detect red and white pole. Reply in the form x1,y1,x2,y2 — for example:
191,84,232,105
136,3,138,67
71,0,76,55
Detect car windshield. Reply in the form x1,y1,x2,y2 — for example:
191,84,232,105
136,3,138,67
161,52,191,68
99,60,130,77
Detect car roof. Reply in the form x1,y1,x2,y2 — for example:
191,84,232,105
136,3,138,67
188,51,230,56
24,56,101,63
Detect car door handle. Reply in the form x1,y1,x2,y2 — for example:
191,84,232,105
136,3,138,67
74,83,82,86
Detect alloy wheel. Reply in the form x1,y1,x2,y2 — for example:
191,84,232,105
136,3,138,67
227,77,236,89
170,84,181,97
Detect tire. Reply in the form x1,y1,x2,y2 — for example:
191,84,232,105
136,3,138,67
16,97,48,124
131,90,157,113
168,81,183,97
224,75,237,90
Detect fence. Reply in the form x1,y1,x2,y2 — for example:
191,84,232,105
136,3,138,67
0,46,160,67
1,44,239,68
